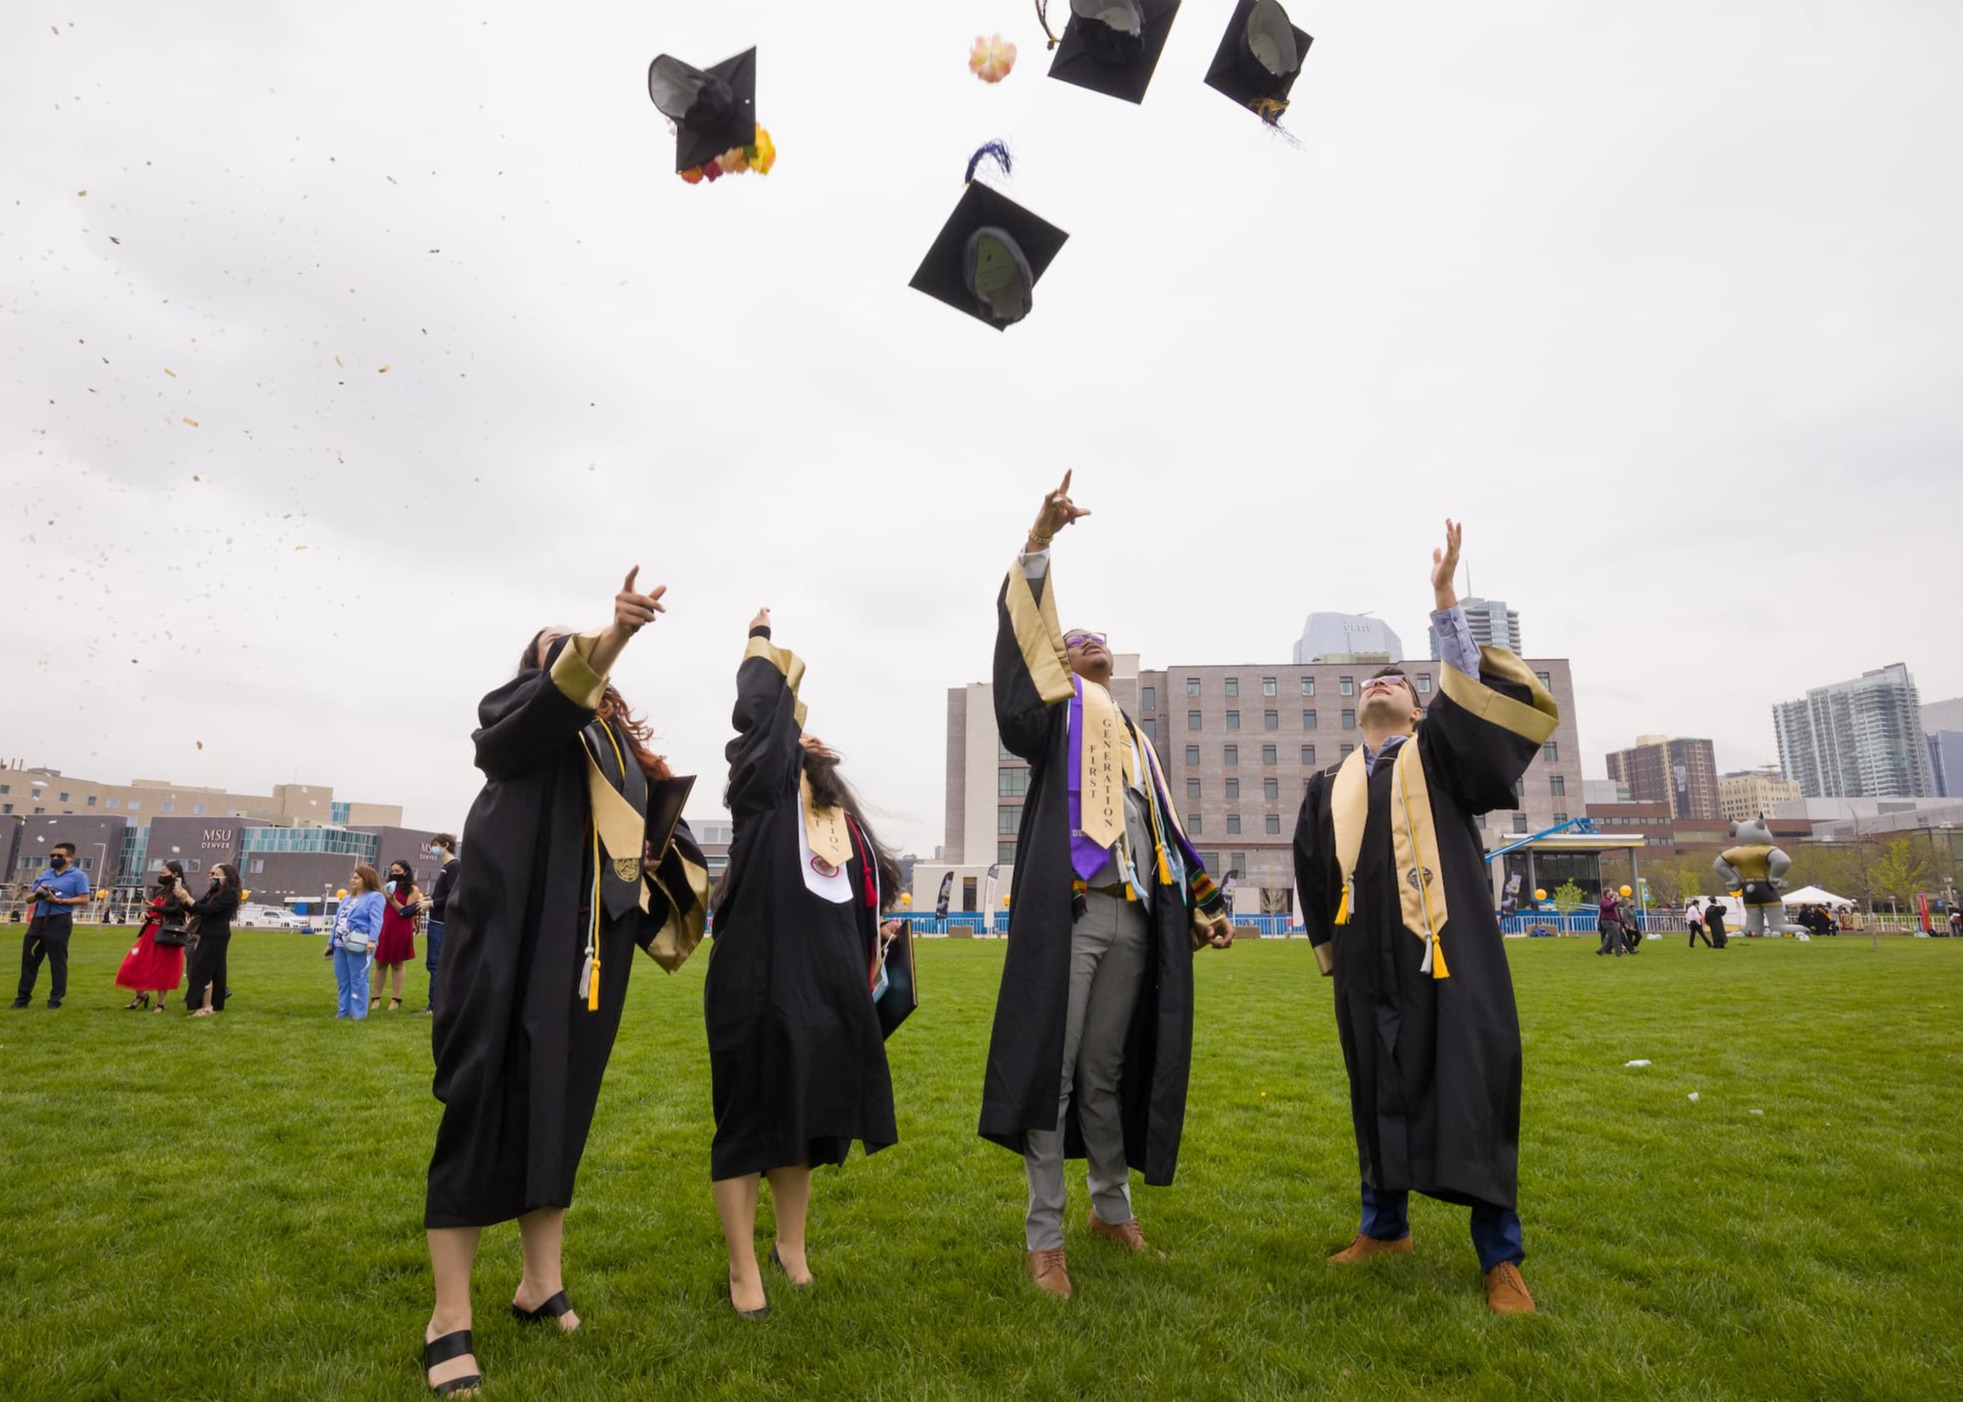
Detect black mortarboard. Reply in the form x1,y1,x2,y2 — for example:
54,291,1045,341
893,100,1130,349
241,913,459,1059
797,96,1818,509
1204,0,1311,121
647,49,757,172
910,150,1069,331
1046,0,1182,106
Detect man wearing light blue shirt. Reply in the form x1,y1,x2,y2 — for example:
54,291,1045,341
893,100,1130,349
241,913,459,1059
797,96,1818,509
13,842,94,1010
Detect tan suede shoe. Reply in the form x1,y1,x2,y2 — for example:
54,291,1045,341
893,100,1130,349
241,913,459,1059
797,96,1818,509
1326,1233,1415,1264
1484,1261,1536,1315
1027,1247,1072,1299
1087,1211,1152,1254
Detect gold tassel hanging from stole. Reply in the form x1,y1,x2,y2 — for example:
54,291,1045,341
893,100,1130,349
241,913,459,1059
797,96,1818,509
581,824,602,1011
1394,749,1450,980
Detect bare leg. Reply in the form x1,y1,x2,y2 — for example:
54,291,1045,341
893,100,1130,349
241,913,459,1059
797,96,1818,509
764,1164,814,1284
392,964,406,1000
426,1226,483,1390
514,1207,580,1332
371,960,382,1007
712,1174,766,1312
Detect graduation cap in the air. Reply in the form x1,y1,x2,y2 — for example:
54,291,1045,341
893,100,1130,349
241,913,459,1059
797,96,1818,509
1204,0,1311,124
648,48,757,172
1045,0,1183,106
909,144,1069,331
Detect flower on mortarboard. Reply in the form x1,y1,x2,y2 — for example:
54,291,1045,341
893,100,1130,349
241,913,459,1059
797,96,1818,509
751,126,776,173
969,34,1017,83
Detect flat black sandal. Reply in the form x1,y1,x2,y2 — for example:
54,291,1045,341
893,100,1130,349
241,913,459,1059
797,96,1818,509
423,1329,480,1395
511,1289,576,1327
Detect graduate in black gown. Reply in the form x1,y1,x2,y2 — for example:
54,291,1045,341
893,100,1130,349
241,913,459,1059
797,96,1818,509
705,608,900,1320
420,569,711,1396
1292,521,1557,1317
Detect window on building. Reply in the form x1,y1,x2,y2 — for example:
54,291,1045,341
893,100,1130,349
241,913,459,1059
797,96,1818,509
999,739,1016,760
999,840,1017,865
1265,814,1281,835
1225,779,1240,800
1552,812,1568,824
1,805,10,815
127,801,140,811
1142,719,1157,741
1513,814,1529,833
1188,778,1202,800
1263,709,1278,730
1141,686,1156,709
1226,814,1242,835
1232,851,1248,875
1226,711,1241,731
1340,744,1355,758
58,792,70,803
1186,677,1201,696
998,807,1020,834
1263,777,1279,800
0,784,8,794
250,859,264,874
1543,741,1559,760
1224,744,1238,765
1301,744,1316,765
1550,775,1566,797
160,802,173,813
193,804,206,815
1262,677,1277,696
1514,778,1525,797
86,796,97,807
1185,745,1200,764
1416,674,1432,694
1225,677,1239,698
1188,710,1202,731
1339,677,1355,696
1302,709,1317,729
1189,815,1203,835
1300,678,1314,696
998,768,1029,797
106,797,118,808
33,807,44,815
1474,813,1487,828
1341,709,1356,730
1261,744,1276,765
1535,671,1552,688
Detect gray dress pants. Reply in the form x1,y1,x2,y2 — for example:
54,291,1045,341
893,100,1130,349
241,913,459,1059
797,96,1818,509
1022,892,1150,1250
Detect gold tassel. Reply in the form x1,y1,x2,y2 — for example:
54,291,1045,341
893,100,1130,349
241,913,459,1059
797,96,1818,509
1036,0,1061,49
588,948,601,1010
1252,96,1290,125
1431,930,1450,980
1335,876,1352,925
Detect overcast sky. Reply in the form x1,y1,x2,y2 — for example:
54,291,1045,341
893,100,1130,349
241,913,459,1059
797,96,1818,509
6,1,1959,850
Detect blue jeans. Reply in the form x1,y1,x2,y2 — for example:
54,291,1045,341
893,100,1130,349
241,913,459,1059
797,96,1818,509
1360,1182,1525,1272
424,919,444,1005
333,947,374,1019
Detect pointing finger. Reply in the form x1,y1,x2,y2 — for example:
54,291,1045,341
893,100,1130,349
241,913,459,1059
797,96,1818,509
623,565,640,593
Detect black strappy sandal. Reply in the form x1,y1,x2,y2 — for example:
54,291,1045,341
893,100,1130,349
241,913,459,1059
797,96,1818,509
423,1330,480,1395
511,1290,576,1328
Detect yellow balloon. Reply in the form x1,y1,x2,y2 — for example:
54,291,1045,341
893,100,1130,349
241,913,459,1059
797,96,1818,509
1619,885,1634,898
241,890,251,900
1533,889,1547,902
95,890,109,900
335,888,349,899
900,892,912,906
1001,894,1011,907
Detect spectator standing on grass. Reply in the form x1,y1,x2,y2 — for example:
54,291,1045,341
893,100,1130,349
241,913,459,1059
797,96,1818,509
116,862,192,1012
184,864,242,1018
421,835,459,1015
1686,898,1710,948
1706,900,1728,948
371,860,421,1013
13,841,93,1010
1596,888,1625,957
1293,519,1555,1315
329,866,386,1020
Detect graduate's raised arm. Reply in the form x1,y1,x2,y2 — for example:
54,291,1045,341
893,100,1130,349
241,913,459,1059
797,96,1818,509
995,473,1088,760
474,568,668,780
1415,521,1558,811
726,607,807,817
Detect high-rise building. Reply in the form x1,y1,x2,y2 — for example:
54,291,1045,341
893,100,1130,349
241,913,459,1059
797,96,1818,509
1292,613,1402,665
1929,732,1963,799
1717,766,1802,822
1606,736,1719,820
1431,597,1521,658
1773,663,1935,798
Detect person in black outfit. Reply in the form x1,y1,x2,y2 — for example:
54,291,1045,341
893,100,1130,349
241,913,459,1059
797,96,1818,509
421,834,459,1015
185,864,242,1017
1705,901,1728,948
706,608,900,1320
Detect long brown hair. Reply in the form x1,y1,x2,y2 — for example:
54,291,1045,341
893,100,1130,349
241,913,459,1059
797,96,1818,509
521,629,673,783
353,864,385,895
802,750,904,901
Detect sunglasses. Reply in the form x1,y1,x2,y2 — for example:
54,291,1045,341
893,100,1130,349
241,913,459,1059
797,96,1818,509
1064,631,1108,649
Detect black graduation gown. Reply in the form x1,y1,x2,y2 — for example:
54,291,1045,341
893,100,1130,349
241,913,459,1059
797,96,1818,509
703,632,897,1180
1293,652,1555,1212
977,564,1224,1187
425,650,703,1229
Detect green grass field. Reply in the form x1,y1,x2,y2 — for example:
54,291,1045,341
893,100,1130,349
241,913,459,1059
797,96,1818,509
1,928,1957,1401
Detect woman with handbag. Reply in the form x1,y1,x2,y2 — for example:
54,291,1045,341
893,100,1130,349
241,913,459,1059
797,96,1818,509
185,864,243,1017
705,609,900,1321
115,861,191,1012
329,866,387,1019
420,569,710,1397
371,860,422,1012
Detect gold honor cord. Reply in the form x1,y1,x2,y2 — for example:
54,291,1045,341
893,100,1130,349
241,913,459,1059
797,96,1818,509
581,721,635,1013
1036,0,1061,49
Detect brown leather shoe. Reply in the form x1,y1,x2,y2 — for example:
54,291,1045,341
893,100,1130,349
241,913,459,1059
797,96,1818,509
1326,1233,1415,1264
1087,1211,1151,1254
1026,1246,1072,1299
1484,1261,1536,1315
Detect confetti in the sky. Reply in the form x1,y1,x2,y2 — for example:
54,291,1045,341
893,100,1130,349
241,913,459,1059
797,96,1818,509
182,417,199,427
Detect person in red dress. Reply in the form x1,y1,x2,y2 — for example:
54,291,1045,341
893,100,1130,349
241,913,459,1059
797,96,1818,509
371,859,422,1013
115,862,191,1013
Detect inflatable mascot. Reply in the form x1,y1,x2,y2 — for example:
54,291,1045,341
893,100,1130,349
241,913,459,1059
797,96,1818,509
1714,817,1807,937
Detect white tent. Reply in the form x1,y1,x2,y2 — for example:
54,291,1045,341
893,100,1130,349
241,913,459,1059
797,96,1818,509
1781,885,1854,907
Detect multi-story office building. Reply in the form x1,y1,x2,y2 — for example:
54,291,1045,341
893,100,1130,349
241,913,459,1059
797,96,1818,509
1717,766,1803,822
1773,663,1935,798
1606,736,1719,820
1430,597,1522,658
925,651,1584,918
1292,613,1402,665
0,762,397,829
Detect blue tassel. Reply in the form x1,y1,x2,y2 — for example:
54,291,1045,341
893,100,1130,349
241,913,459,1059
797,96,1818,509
965,141,1013,184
